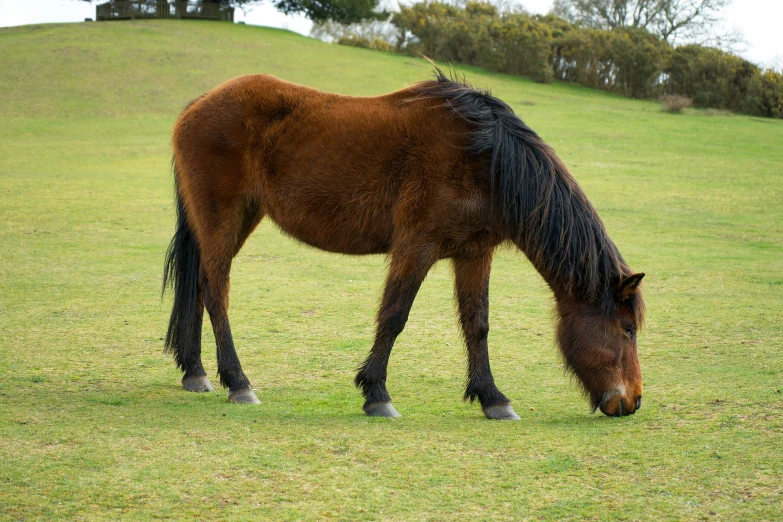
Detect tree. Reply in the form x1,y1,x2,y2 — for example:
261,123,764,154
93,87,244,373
552,0,660,30
551,0,733,45
652,0,733,45
78,0,384,24
272,0,385,24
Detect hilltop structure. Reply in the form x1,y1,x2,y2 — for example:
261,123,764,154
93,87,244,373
96,1,234,22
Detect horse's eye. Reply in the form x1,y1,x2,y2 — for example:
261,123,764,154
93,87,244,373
623,326,635,339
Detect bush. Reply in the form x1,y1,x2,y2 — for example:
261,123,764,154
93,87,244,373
436,3,498,69
745,69,783,118
553,27,614,89
337,35,392,51
660,94,693,113
609,28,670,99
313,19,399,50
391,2,459,57
553,27,669,98
392,2,555,83
368,36,393,51
492,12,554,82
665,45,758,111
337,35,371,48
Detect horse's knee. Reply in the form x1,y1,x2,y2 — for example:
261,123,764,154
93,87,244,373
380,311,407,338
473,323,489,343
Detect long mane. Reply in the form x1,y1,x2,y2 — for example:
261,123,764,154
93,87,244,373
411,68,635,316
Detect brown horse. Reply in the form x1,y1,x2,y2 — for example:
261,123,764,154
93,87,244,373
163,69,645,419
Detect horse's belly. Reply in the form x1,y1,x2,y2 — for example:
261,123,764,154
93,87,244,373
266,198,393,255
259,122,405,255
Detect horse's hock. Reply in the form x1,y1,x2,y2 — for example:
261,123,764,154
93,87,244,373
96,1,235,22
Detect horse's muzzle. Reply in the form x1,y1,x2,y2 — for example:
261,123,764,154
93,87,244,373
600,394,642,417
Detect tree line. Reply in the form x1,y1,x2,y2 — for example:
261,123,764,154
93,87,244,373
344,1,782,119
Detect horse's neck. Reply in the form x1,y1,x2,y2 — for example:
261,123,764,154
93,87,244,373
510,176,621,309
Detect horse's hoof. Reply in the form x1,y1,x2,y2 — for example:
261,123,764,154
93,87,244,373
228,388,261,404
483,404,521,420
182,375,214,392
364,401,401,418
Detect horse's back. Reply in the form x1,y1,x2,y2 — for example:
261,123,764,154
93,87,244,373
173,74,493,256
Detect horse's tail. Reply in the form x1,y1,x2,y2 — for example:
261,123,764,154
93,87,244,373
162,158,201,370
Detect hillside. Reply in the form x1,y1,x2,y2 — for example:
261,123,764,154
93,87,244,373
1,20,781,521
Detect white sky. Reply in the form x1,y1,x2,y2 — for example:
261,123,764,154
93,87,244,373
0,0,781,67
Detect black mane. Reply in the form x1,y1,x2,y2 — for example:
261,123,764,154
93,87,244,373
412,68,633,315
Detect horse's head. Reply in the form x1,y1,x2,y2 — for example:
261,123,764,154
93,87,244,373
556,273,646,417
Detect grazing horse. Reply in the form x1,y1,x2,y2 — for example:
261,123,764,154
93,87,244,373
163,69,646,420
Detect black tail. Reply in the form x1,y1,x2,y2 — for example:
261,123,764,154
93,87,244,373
162,160,202,372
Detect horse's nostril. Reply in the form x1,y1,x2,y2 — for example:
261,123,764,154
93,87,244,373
635,396,642,410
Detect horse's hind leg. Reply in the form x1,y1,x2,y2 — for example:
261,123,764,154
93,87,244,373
180,300,211,392
197,199,263,404
355,246,437,417
164,193,213,393
453,251,520,420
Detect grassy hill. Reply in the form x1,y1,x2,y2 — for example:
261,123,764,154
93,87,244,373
1,20,781,520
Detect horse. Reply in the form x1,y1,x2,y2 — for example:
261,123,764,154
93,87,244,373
162,68,646,420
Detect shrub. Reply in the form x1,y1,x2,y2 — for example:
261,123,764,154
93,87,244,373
745,69,783,119
368,36,393,52
337,35,372,48
392,2,555,82
553,27,669,98
391,2,459,57
660,94,693,113
492,12,554,82
609,28,670,99
665,45,758,111
313,19,399,50
337,35,392,51
553,27,614,89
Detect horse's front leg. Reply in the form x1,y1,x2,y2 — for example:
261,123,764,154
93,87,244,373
355,247,436,417
453,251,520,420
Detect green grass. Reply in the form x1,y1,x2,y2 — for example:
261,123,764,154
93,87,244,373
1,20,782,521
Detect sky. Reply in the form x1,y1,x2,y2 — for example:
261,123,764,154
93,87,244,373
1,0,781,67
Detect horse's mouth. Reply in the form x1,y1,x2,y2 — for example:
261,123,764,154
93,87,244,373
598,387,641,417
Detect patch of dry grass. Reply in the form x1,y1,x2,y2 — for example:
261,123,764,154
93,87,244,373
660,94,693,113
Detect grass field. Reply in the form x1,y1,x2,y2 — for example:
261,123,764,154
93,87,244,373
1,20,781,521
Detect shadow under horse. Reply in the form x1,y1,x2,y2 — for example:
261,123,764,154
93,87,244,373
162,69,646,419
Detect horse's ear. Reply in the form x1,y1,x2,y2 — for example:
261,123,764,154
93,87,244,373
617,273,645,301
